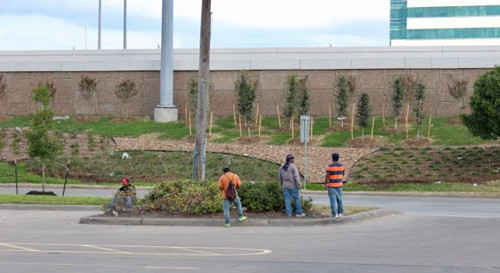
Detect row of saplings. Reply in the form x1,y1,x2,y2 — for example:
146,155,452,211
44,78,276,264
114,180,312,215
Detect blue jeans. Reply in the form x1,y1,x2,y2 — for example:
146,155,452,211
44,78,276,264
222,197,244,225
107,195,133,211
328,187,343,216
283,188,302,216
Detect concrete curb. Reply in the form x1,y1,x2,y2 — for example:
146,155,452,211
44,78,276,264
79,208,402,227
0,204,102,211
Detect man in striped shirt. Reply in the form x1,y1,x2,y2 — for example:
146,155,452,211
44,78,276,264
325,153,345,218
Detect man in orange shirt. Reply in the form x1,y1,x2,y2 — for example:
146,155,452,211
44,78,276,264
325,153,345,218
218,167,247,227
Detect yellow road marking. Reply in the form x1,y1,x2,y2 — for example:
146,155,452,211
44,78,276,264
0,261,199,270
0,242,40,252
0,242,272,257
81,244,132,254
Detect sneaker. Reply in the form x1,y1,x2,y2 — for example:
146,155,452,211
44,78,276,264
296,213,306,218
339,213,344,218
286,214,292,218
224,223,230,228
238,216,247,222
332,214,339,218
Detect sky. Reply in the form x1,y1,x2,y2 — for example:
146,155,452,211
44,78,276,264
0,0,390,51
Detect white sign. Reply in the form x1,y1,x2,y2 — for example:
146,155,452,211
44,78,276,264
300,115,310,143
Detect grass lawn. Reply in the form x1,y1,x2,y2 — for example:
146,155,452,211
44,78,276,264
0,194,109,205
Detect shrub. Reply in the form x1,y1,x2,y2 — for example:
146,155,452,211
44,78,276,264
238,181,312,212
115,79,137,102
78,75,97,98
141,180,313,214
141,180,221,215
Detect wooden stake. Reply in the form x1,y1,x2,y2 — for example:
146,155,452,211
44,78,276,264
184,105,188,126
310,116,314,141
370,117,375,141
427,114,432,139
239,114,242,137
291,116,294,139
209,112,213,138
258,114,262,138
351,103,355,140
328,104,332,127
405,103,410,140
255,104,260,127
233,104,237,128
382,102,386,129
247,127,251,137
277,105,281,129
188,112,192,135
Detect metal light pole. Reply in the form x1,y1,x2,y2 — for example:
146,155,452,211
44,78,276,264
98,0,102,49
123,0,127,49
300,115,310,189
84,24,87,50
154,0,178,122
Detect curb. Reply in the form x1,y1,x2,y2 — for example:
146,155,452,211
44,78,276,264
0,204,102,211
79,208,402,227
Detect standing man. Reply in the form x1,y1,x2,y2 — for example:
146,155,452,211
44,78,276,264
325,153,345,218
218,167,247,227
279,154,306,217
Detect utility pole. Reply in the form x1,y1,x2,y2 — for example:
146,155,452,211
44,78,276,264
192,0,211,180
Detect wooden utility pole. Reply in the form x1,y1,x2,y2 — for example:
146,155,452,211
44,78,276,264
192,0,211,180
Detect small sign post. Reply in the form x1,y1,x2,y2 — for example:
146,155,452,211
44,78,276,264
300,115,310,189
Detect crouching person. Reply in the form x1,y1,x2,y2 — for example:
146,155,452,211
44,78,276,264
105,177,136,214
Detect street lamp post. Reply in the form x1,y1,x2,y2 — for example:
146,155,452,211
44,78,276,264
84,24,87,50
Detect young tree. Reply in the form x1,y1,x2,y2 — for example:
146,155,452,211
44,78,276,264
356,92,371,138
0,74,6,98
462,66,500,140
188,77,198,117
25,86,62,192
284,74,300,121
236,71,257,126
391,76,405,129
413,79,426,139
335,77,349,127
297,77,310,117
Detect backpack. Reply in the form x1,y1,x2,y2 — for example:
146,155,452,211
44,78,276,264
225,175,237,200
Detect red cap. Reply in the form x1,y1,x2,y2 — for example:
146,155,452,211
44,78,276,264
122,177,129,185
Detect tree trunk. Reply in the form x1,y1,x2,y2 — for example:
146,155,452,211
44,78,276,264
192,0,211,180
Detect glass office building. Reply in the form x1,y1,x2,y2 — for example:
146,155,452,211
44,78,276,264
390,0,500,46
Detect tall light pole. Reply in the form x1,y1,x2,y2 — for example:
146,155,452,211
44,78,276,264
123,0,127,49
154,0,177,123
98,0,102,49
84,24,87,50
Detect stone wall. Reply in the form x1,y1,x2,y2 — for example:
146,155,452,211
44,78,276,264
0,68,488,118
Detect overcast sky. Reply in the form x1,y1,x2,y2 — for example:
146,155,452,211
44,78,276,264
0,0,390,51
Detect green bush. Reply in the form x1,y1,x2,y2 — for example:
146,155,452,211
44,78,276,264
238,181,312,212
141,180,313,215
142,180,221,215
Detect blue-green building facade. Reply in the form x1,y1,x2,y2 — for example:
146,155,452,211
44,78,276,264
390,0,500,45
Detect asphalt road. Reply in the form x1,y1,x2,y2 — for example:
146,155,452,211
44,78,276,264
1,185,500,272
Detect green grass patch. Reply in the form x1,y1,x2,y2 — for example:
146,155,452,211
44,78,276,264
0,194,110,205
